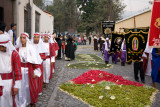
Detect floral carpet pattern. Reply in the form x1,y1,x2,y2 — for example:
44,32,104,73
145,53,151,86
60,70,157,107
75,54,103,62
66,62,112,69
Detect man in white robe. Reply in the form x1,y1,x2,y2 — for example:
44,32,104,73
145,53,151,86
143,42,153,76
43,33,55,88
16,32,42,107
0,31,22,107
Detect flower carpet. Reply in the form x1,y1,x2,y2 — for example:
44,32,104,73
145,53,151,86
66,62,112,69
60,70,157,107
78,46,94,49
75,54,103,62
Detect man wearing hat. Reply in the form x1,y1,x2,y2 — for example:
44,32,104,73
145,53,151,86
0,23,22,107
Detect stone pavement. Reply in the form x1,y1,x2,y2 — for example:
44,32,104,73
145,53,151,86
36,45,160,107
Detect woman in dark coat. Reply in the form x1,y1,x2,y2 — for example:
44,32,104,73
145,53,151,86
65,36,75,60
94,35,98,51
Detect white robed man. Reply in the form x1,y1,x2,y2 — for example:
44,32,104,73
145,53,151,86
102,38,111,64
0,33,22,107
43,33,56,88
31,33,48,95
16,32,42,107
143,42,153,76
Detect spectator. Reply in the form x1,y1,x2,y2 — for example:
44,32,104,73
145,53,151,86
8,24,17,45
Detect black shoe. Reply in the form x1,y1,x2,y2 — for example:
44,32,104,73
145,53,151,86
121,62,125,66
135,79,139,82
105,61,108,64
57,57,62,60
30,104,36,107
141,80,145,84
43,83,47,89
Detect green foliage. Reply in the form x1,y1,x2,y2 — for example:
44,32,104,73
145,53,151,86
75,54,103,62
60,82,156,107
77,0,126,34
33,0,43,8
47,0,79,32
46,0,125,34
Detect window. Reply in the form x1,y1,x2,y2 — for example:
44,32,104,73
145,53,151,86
35,11,40,32
24,10,28,32
0,7,4,22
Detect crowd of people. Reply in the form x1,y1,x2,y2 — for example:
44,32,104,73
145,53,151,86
0,22,77,107
93,35,160,88
0,20,159,106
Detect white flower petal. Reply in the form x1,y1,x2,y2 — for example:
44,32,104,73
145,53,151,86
99,96,103,100
110,96,115,100
92,79,95,82
105,86,110,90
87,83,90,85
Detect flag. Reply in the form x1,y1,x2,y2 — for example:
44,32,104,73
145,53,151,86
125,31,148,62
110,33,124,53
101,21,115,35
149,0,160,47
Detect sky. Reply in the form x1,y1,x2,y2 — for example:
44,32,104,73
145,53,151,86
122,0,153,18
123,0,152,11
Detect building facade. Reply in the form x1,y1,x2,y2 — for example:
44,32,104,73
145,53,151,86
115,9,152,33
0,0,54,38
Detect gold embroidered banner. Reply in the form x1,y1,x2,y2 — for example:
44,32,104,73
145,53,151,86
125,31,148,62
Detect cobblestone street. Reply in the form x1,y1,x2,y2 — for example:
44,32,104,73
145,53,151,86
36,45,160,107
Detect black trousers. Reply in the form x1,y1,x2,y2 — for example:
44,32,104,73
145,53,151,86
134,62,145,81
89,40,91,45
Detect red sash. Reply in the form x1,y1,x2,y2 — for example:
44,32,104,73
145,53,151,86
21,63,39,104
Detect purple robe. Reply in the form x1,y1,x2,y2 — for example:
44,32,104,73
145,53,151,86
112,53,118,63
102,42,110,62
121,44,126,63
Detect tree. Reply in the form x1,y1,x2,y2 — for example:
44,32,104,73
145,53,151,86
33,0,43,8
77,0,126,35
46,0,125,34
77,0,97,35
47,0,79,33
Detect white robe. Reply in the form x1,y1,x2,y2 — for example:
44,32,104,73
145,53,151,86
16,47,41,107
0,52,21,107
8,30,13,44
43,43,51,83
143,42,153,76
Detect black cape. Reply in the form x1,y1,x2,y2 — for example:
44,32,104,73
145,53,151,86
55,38,62,58
65,38,76,60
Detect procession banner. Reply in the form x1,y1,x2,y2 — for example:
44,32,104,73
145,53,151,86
101,21,115,35
149,0,160,47
110,33,124,53
125,31,148,62
124,28,149,33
